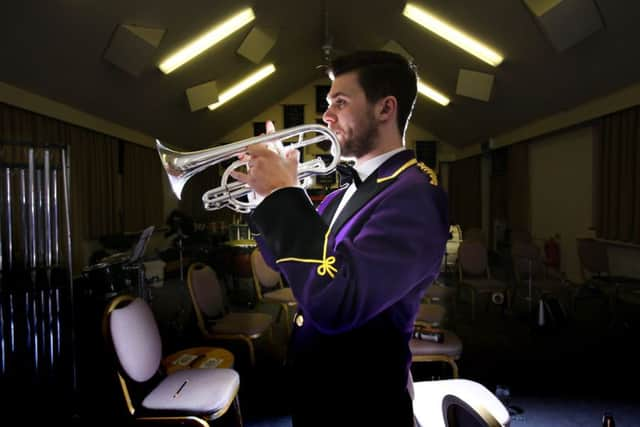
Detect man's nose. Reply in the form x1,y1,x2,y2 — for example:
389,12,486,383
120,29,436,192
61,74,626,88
322,108,335,125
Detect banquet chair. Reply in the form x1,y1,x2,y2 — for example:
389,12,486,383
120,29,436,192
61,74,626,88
463,227,486,244
576,237,640,316
410,322,462,379
411,301,462,378
412,378,510,427
424,281,458,318
250,247,297,335
457,240,510,320
102,294,243,426
187,262,274,367
511,241,575,321
416,302,447,328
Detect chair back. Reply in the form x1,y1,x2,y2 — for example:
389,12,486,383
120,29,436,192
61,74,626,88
464,228,485,244
188,263,226,318
576,237,610,278
458,241,489,277
442,394,501,427
250,248,282,292
511,241,545,281
187,263,228,337
104,295,162,383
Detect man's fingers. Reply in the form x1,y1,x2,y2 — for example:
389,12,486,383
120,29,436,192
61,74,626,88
266,120,276,134
284,148,300,162
230,170,249,183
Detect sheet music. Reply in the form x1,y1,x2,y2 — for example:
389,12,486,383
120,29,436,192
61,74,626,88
129,225,154,263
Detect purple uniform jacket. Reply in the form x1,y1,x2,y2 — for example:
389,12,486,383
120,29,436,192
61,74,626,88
250,149,448,396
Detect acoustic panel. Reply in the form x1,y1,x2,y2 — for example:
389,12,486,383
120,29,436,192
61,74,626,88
456,69,494,102
532,0,603,51
103,24,165,77
523,0,563,16
122,24,165,47
186,80,219,112
237,26,278,64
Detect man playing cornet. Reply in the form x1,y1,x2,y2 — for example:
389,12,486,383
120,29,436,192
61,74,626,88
232,50,449,426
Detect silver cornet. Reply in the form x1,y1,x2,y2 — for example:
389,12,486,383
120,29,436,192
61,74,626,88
157,124,341,213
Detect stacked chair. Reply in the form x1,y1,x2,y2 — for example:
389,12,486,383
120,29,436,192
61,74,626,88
511,240,575,324
410,291,463,379
457,240,511,321
576,237,640,324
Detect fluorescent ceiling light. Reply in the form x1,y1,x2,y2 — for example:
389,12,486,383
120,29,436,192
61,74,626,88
403,3,503,67
208,64,276,111
417,79,450,106
159,8,255,74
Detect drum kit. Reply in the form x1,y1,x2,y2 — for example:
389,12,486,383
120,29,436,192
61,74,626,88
80,225,155,302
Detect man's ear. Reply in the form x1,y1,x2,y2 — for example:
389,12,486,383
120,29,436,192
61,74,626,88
377,96,397,122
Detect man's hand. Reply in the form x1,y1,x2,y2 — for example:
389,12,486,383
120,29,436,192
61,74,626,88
230,120,300,197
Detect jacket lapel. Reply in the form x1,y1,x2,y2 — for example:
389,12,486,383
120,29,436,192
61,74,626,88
320,187,346,223
329,150,415,234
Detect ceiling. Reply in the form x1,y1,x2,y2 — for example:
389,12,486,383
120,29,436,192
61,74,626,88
1,0,639,150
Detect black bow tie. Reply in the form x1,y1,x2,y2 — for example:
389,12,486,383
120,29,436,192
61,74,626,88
336,163,362,187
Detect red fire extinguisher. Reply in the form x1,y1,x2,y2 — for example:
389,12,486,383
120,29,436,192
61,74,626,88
544,237,560,270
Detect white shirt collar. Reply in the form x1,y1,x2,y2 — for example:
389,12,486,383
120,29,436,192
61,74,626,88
353,148,407,182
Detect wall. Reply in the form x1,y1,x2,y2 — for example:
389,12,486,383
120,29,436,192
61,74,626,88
529,125,594,283
0,81,154,148
221,77,439,153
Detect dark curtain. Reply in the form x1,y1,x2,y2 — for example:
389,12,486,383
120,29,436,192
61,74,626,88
448,155,482,231
0,102,163,272
489,142,530,247
507,142,530,234
123,142,164,231
594,105,640,243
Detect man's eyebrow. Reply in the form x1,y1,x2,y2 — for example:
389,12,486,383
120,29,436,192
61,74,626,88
327,91,347,102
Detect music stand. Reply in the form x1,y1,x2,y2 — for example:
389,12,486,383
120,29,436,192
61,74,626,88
124,226,155,301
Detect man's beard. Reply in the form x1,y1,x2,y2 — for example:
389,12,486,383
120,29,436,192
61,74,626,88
340,111,378,159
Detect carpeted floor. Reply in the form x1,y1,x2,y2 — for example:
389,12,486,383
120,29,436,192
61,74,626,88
54,273,640,426
235,276,640,427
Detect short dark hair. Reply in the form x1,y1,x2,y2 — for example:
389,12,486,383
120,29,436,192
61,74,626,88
327,50,418,136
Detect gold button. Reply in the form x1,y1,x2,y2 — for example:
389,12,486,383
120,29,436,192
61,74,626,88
294,313,304,327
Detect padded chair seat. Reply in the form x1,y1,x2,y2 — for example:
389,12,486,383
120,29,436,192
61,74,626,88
410,330,462,357
413,378,510,427
143,368,240,413
208,312,273,338
263,287,296,305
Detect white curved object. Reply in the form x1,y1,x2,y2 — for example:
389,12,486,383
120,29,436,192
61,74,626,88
413,378,510,427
